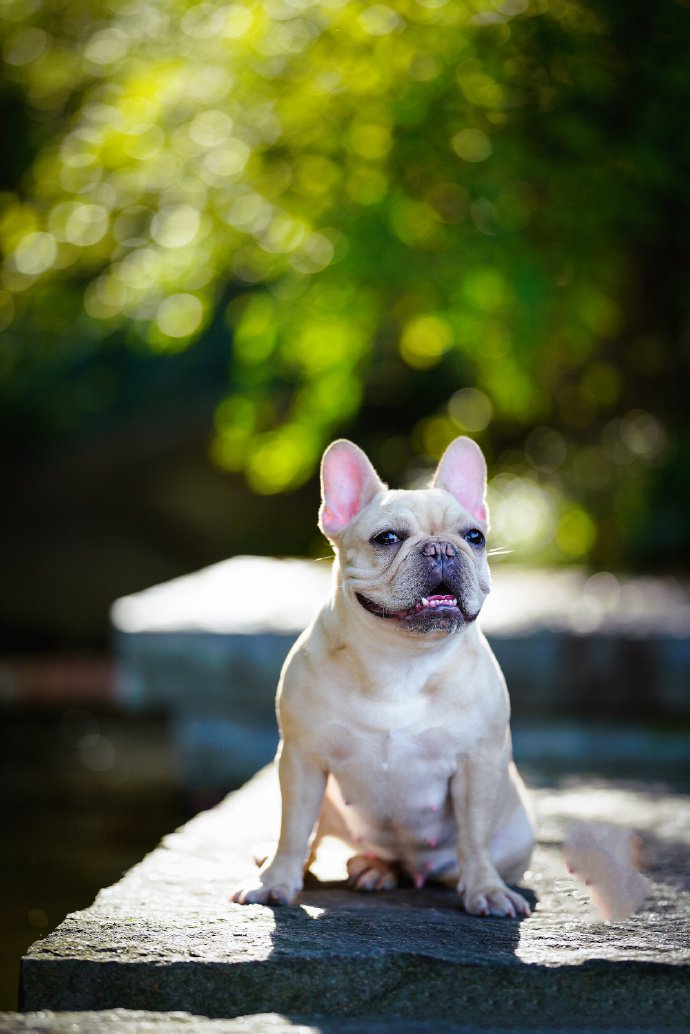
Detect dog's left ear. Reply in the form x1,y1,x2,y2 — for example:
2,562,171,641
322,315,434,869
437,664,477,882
319,439,387,539
432,436,489,526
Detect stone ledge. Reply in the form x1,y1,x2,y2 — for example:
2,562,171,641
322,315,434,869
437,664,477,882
0,1014,231,1034
2,1012,683,1034
20,767,690,1027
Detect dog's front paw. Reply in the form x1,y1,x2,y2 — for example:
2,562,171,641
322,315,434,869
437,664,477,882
461,883,531,919
230,869,302,906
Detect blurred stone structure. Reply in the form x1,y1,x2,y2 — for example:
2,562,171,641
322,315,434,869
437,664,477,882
111,557,690,791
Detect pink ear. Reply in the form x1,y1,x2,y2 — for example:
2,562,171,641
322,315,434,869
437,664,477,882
319,440,386,538
432,437,488,526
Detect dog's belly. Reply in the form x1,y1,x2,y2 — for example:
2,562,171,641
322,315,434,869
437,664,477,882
322,725,462,882
318,723,534,886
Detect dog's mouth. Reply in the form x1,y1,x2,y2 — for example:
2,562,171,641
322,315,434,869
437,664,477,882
356,585,464,621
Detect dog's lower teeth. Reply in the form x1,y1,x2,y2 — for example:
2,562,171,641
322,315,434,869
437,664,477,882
417,596,458,610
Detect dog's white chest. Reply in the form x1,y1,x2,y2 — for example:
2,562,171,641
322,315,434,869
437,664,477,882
333,722,456,778
323,719,463,874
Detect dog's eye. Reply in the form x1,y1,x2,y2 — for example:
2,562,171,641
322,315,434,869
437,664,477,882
372,530,402,546
464,528,486,547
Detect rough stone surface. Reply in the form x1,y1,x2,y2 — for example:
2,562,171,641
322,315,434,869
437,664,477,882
1,1012,685,1034
21,767,690,1027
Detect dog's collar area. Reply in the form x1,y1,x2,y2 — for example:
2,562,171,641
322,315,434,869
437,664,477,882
356,591,460,620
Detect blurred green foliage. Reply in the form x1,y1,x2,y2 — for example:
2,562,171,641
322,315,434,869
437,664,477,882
1,0,689,568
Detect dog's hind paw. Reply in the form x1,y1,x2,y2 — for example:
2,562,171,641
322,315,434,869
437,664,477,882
347,854,398,892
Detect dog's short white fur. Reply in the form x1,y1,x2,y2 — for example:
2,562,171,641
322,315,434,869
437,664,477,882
232,437,535,918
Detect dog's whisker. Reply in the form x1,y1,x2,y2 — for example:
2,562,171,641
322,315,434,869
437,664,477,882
487,547,513,557
312,554,334,562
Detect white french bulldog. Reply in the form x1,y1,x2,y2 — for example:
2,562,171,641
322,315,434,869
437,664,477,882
232,436,535,918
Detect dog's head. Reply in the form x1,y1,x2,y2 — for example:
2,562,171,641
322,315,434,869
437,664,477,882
319,437,491,638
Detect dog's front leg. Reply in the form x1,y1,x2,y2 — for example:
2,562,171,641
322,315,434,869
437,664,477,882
231,741,326,906
450,750,531,918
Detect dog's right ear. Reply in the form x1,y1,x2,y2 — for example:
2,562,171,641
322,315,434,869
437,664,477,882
319,440,386,539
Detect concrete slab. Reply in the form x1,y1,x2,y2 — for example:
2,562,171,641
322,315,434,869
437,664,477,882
21,767,690,1027
111,558,690,788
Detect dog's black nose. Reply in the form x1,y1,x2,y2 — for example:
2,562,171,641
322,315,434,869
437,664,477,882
422,540,457,559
